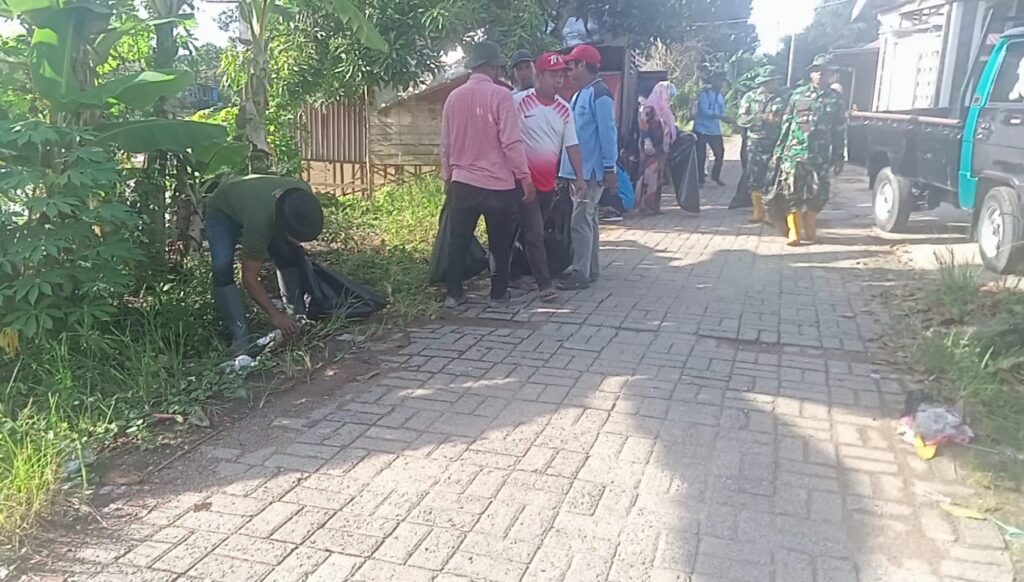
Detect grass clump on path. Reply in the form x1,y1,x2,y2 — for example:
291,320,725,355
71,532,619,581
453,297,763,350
913,250,1024,452
0,177,444,547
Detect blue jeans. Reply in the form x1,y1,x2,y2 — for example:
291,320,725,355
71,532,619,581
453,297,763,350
206,211,242,288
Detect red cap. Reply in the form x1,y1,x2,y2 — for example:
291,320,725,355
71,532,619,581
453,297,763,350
564,44,601,66
535,51,570,72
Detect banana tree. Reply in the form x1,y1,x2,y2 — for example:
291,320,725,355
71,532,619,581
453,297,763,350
2,0,246,262
235,0,387,172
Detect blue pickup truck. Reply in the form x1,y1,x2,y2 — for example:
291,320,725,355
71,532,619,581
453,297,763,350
848,27,1024,273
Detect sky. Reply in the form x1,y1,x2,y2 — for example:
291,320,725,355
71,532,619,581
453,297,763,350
751,0,819,53
3,0,820,55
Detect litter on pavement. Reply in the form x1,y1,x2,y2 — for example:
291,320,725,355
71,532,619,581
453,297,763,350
896,390,973,459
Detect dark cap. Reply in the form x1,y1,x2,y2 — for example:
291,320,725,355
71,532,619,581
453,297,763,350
466,41,506,69
509,49,534,67
276,188,324,242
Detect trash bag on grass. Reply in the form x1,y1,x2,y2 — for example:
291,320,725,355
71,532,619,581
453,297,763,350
269,239,388,321
302,256,388,320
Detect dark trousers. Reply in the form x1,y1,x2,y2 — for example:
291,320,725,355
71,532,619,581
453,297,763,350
446,181,516,300
510,189,555,289
695,132,725,182
206,211,299,286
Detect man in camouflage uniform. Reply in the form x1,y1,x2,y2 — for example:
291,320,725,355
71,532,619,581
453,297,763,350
735,71,785,223
769,54,846,245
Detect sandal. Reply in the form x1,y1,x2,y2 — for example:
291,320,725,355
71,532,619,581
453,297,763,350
539,288,559,302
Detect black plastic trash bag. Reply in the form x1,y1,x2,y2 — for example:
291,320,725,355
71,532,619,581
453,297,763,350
266,238,386,321
544,187,574,276
729,168,753,209
510,188,574,279
299,254,388,321
669,132,701,213
428,200,489,285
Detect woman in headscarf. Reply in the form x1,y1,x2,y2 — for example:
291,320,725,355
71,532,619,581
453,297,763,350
638,81,677,214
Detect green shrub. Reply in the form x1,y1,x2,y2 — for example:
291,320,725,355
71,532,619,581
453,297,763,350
0,121,143,339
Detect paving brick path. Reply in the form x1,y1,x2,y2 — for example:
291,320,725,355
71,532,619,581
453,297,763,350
32,144,1015,581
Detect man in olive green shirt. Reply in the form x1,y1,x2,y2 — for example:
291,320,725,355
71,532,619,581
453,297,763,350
206,174,324,354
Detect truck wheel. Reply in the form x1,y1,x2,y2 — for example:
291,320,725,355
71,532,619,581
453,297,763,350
873,168,912,232
978,186,1024,274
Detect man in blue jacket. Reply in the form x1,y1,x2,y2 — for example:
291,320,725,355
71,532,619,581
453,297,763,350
695,72,733,187
558,44,618,291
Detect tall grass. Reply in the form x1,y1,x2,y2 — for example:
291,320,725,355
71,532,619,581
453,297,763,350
927,248,982,321
0,177,445,546
319,177,444,321
913,249,1024,451
0,396,76,542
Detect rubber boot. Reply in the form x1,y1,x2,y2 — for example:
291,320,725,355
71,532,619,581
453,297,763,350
276,267,307,317
786,212,802,247
213,284,252,355
750,191,765,223
802,210,818,242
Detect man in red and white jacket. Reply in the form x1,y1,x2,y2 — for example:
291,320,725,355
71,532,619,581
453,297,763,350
512,51,587,300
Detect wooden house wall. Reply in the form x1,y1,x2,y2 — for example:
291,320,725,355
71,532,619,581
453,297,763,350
368,100,443,167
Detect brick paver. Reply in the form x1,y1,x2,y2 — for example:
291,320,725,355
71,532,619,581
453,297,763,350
34,142,1014,581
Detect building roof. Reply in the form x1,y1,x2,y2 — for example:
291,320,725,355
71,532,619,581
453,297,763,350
830,40,881,56
376,69,470,110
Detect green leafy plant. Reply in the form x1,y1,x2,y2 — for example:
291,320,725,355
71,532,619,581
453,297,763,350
0,120,142,337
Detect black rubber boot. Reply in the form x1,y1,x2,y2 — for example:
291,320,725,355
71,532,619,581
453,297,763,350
276,267,307,317
213,284,252,355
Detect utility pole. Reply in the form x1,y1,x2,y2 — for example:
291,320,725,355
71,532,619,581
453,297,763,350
787,32,797,86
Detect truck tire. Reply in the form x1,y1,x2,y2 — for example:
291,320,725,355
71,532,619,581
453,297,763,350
978,186,1024,274
873,168,912,232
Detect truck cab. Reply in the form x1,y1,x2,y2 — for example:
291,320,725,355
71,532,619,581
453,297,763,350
849,27,1024,273
966,29,1024,272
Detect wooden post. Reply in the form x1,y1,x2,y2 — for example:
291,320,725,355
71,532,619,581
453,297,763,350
364,86,373,198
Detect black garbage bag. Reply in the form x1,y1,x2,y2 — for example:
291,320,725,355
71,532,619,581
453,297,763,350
669,132,701,213
298,254,388,321
510,188,574,278
545,187,574,276
729,168,753,209
266,238,386,321
428,200,488,285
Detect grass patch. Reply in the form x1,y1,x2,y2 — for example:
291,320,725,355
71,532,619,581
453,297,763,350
909,250,1024,452
896,250,1024,574
319,177,444,322
927,249,983,321
0,177,444,547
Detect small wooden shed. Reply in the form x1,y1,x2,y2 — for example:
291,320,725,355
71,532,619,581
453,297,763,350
370,73,469,168
299,73,467,196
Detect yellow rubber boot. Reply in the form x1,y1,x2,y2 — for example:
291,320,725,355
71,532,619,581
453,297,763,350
786,212,802,246
803,210,817,242
750,191,764,223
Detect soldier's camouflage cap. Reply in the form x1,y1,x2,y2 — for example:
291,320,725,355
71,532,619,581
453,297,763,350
807,54,833,70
